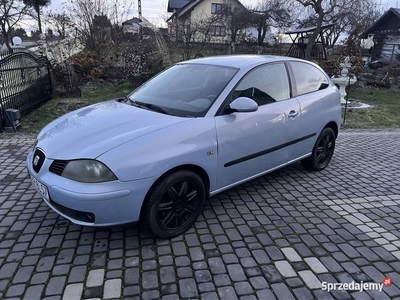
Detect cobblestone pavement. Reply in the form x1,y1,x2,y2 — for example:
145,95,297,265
1,129,400,300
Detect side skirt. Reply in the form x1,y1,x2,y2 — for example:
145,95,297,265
210,153,311,197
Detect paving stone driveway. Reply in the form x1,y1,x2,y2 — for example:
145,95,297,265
1,129,400,300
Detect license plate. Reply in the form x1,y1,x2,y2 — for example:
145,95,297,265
30,175,50,202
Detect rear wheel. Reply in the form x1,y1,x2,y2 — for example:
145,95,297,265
301,127,336,171
144,170,206,239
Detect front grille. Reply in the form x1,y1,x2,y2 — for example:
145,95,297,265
51,199,95,223
49,160,69,175
32,148,46,173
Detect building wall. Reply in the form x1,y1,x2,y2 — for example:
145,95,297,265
191,0,232,43
191,0,226,20
123,24,140,34
169,0,244,44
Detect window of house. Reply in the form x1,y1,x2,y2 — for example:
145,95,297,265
168,25,175,35
210,25,226,36
290,62,330,95
211,3,226,14
185,24,190,34
232,63,290,106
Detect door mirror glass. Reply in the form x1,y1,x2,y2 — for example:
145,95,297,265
226,97,258,113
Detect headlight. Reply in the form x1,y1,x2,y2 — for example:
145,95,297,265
61,160,117,183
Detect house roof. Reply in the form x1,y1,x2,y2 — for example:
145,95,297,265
360,8,400,38
285,23,335,35
122,17,142,25
168,0,191,12
122,17,156,30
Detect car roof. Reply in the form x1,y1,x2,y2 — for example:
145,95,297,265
179,55,303,69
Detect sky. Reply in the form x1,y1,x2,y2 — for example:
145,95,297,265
38,0,400,30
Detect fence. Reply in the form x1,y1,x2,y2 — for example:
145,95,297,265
0,50,52,132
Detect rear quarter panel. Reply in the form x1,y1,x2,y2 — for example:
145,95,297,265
295,86,341,157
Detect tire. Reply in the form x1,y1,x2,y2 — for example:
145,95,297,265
301,127,336,171
143,170,206,239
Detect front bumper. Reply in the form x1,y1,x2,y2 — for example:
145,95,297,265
27,150,157,226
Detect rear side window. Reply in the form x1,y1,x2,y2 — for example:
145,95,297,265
290,62,329,95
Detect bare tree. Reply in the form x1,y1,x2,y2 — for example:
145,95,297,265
295,0,382,49
329,0,382,46
46,11,73,39
23,0,51,33
290,0,347,60
168,14,216,60
0,0,29,51
220,5,253,54
66,0,133,51
92,15,113,53
292,0,383,59
252,0,291,54
124,24,171,84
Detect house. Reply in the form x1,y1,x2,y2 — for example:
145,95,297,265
360,8,400,64
167,0,247,44
122,17,156,35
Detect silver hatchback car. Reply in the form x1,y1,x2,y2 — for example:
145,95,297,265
27,55,341,238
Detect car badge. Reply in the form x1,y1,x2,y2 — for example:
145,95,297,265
33,155,40,167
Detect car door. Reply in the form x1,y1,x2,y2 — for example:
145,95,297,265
214,62,301,190
288,61,340,159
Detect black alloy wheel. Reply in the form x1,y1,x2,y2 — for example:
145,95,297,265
301,127,336,171
144,170,206,239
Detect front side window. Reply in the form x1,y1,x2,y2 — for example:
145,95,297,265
290,61,330,95
231,63,290,106
128,64,238,117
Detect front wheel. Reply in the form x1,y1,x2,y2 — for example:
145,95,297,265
301,127,336,171
143,170,206,239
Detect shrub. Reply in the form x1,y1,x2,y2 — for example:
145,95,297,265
72,51,100,81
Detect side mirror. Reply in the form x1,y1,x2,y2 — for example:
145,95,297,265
225,97,258,113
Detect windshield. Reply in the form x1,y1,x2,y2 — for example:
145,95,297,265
128,63,238,117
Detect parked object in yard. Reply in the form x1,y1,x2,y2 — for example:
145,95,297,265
331,57,357,104
0,50,52,133
368,60,384,69
27,55,341,239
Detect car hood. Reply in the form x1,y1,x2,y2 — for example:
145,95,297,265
37,100,190,159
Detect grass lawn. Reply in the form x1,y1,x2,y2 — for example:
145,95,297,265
343,87,400,128
19,81,399,134
20,81,136,134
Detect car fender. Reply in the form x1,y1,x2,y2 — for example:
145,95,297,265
97,117,218,191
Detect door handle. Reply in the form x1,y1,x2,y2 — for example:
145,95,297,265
288,110,299,118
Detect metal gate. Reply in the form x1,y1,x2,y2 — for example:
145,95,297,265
0,51,52,132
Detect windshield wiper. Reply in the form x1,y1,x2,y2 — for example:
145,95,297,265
130,100,171,115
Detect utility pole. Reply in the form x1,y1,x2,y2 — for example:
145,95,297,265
138,0,143,72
